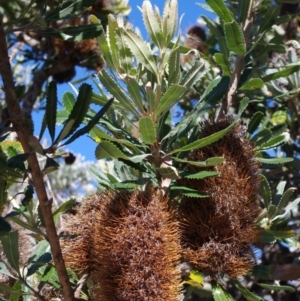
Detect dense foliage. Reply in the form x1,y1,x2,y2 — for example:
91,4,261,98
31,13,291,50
0,0,300,300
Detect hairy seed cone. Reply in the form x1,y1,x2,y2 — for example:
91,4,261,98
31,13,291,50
178,118,261,278
92,190,182,301
62,200,101,275
63,190,182,301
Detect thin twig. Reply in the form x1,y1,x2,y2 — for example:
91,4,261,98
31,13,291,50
0,18,75,301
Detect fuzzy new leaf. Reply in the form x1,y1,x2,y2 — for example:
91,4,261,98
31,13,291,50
142,1,163,48
122,28,158,75
162,0,178,45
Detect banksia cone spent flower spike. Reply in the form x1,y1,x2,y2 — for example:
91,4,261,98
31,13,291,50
62,199,101,275
178,118,261,278
91,189,182,301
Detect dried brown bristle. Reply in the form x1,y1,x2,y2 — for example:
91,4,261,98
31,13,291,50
62,198,101,275
178,118,261,278
91,190,182,301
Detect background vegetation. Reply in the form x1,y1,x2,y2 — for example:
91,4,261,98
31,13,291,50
0,0,300,300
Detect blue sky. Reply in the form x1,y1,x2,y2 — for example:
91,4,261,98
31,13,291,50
33,0,214,162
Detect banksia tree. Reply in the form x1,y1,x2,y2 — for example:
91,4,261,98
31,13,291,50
1,0,300,300
178,118,261,278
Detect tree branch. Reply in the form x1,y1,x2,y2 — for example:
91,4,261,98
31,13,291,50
0,18,75,301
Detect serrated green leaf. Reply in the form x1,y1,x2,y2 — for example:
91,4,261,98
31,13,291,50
169,122,234,154
218,36,230,59
61,98,114,147
233,280,263,301
247,112,264,135
268,204,278,220
257,157,293,164
95,141,128,160
91,125,140,152
168,47,181,84
180,61,205,91
259,134,288,150
172,156,225,167
199,76,230,109
122,28,158,75
46,81,57,142
157,167,180,179
26,240,51,277
277,187,296,213
206,0,234,22
240,78,264,90
98,69,138,115
107,14,119,70
139,116,156,144
251,128,272,146
224,20,246,55
126,79,145,113
213,53,230,76
55,84,92,144
142,0,163,48
171,186,209,198
257,283,295,292
62,92,75,114
115,23,133,75
0,231,19,273
162,0,178,45
274,181,287,207
184,171,220,179
155,84,186,118
260,174,271,209
262,65,300,82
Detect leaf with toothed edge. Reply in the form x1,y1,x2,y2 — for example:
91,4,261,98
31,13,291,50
122,28,158,75
54,84,92,144
139,116,157,144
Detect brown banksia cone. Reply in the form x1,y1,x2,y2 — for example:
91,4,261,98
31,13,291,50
91,189,182,301
178,118,262,278
62,199,101,275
